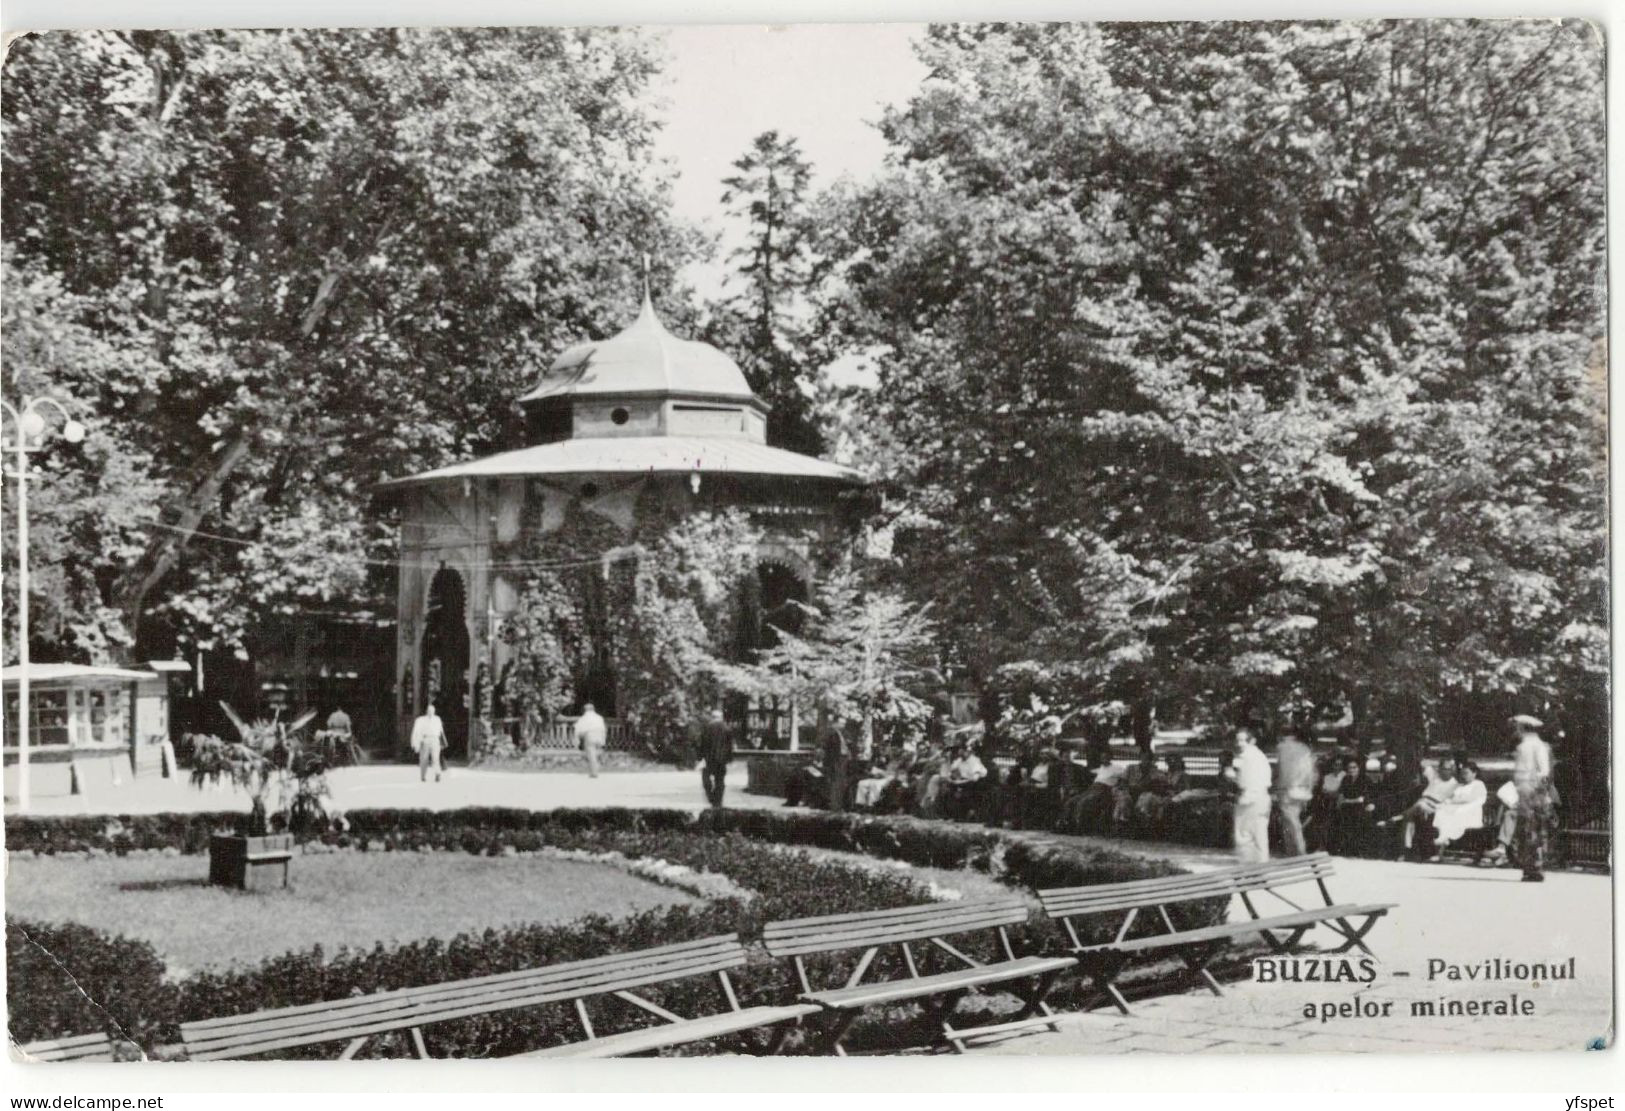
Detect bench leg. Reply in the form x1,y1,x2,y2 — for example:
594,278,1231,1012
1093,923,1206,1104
1256,925,1310,954
932,989,973,1054
1013,969,1066,1032
1081,953,1132,1015
1177,941,1228,997
762,1022,795,1056
339,1037,370,1060
1324,915,1382,958
819,1009,863,1057
409,1027,431,1059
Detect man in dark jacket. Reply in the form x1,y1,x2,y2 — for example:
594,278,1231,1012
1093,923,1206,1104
698,707,733,808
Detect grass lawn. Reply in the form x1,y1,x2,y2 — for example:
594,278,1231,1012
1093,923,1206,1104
6,851,703,975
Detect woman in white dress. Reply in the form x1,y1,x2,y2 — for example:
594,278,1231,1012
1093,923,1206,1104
1430,760,1487,855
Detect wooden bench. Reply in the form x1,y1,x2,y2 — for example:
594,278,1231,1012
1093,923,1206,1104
183,934,817,1060
1038,852,1394,1015
763,899,1077,1055
15,1031,138,1062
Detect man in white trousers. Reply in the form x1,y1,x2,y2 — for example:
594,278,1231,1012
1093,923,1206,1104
1232,727,1274,863
574,701,608,778
411,703,448,783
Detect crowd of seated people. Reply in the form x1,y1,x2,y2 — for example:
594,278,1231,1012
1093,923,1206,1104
782,730,1504,862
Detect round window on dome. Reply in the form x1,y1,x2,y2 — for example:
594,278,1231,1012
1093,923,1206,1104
611,407,631,426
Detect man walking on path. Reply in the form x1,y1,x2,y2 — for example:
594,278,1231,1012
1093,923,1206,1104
574,702,608,778
698,707,733,807
1232,728,1274,863
1275,728,1317,856
411,703,448,783
1510,715,1555,882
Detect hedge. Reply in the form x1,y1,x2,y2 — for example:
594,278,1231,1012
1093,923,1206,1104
6,807,1227,1058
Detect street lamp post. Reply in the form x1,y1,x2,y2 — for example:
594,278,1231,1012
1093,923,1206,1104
1,397,86,812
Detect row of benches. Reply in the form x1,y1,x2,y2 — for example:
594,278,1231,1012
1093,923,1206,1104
16,852,1392,1062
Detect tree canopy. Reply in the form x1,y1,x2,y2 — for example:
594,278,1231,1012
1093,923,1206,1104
2,23,1605,768
2,27,699,661
821,21,1606,751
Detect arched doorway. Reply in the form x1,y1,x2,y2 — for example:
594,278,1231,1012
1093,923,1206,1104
741,560,810,748
421,566,471,762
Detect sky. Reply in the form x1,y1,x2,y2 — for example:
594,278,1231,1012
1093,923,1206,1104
648,24,929,303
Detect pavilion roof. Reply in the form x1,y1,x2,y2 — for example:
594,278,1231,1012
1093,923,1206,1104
382,435,865,488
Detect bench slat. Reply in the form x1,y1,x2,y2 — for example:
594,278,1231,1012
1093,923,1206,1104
183,933,742,1037
17,1033,123,1062
1038,856,1338,916
762,902,1027,942
801,955,1077,1010
21,1031,113,1051
760,897,1024,931
182,952,744,1057
762,900,1029,956
1072,904,1395,956
182,934,748,1059
761,901,1028,938
520,1004,822,1058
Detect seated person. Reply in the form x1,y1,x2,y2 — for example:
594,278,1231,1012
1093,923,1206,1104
784,761,827,809
1309,754,1347,850
1327,756,1376,855
1134,754,1184,828
852,752,903,810
874,760,918,814
914,748,950,818
1114,752,1160,828
1381,756,1458,860
1429,760,1487,858
995,761,1025,827
943,744,989,820
1064,759,1124,833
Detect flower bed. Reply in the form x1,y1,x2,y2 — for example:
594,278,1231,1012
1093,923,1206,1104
6,806,1226,1058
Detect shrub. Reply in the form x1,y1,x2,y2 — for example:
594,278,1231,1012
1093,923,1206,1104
5,919,172,1050
6,806,1219,1058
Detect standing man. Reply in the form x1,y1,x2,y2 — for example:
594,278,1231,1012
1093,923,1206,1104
574,702,608,778
1275,728,1317,857
1232,727,1274,863
1510,714,1555,882
820,715,850,813
411,703,447,783
698,706,733,808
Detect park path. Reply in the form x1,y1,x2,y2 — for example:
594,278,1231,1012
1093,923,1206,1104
6,766,1612,1055
4,763,786,817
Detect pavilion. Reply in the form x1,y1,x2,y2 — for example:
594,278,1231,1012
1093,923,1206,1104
383,293,867,760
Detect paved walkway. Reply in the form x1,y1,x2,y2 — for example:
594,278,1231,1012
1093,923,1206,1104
6,767,1612,1055
5,764,788,817
973,851,1613,1055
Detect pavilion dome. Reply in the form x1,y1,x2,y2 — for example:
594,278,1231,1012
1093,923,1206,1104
516,293,757,406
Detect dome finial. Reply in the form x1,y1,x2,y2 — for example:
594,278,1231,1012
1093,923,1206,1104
640,251,653,315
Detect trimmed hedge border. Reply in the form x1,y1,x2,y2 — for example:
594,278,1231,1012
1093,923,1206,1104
6,807,1225,1058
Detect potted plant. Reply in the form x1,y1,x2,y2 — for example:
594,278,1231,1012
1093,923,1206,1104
187,703,327,889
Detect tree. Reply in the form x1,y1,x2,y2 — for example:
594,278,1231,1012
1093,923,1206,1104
707,131,825,453
715,558,939,758
821,21,1605,755
1,28,701,662
608,510,762,759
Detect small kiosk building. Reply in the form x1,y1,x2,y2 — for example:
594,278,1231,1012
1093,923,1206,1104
2,662,180,801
